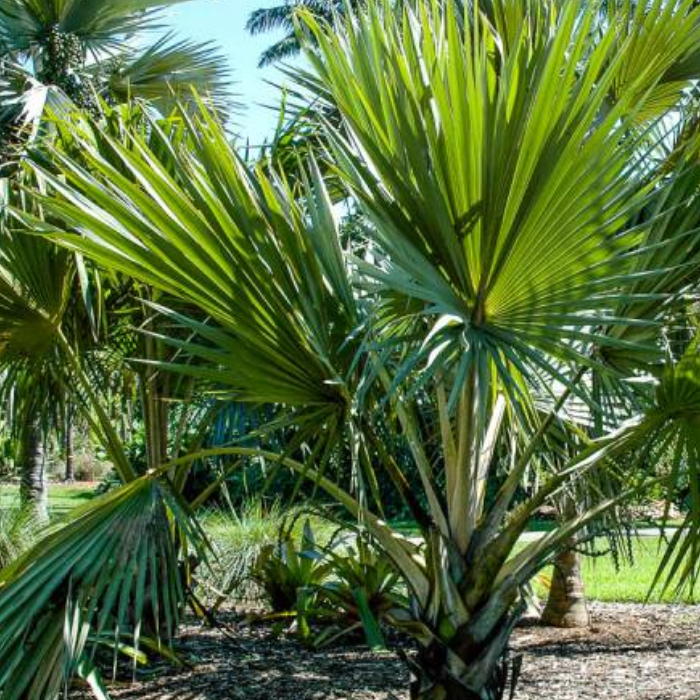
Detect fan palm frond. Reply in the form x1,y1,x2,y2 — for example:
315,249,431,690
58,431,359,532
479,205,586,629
0,474,205,700
104,34,236,116
0,0,193,54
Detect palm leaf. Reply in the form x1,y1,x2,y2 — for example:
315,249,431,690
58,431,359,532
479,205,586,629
298,0,700,406
19,105,363,455
0,474,205,700
104,34,236,116
0,0,195,54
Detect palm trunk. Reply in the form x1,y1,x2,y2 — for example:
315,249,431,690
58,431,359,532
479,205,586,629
541,544,589,628
19,412,48,522
64,407,75,482
407,606,522,700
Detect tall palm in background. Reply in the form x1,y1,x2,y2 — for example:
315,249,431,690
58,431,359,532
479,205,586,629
247,0,366,66
0,227,74,521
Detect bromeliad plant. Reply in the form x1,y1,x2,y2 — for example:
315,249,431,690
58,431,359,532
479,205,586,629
15,1,700,699
253,521,331,617
252,521,405,648
315,534,407,650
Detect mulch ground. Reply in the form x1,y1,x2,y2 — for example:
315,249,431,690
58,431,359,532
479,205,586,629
87,603,700,700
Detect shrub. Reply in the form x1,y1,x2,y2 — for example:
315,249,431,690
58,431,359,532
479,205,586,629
199,500,292,606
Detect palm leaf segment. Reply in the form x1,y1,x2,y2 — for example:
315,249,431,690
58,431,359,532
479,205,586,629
636,341,700,595
0,228,71,360
247,1,364,67
104,34,234,116
0,476,205,700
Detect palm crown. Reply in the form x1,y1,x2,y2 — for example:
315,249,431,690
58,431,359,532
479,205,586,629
247,0,367,66
0,0,233,141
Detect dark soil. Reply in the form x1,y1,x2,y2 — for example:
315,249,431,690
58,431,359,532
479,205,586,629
80,603,700,700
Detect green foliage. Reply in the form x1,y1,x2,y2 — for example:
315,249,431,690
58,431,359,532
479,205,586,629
253,521,331,614
0,475,205,700
315,536,407,649
0,483,97,518
199,500,296,605
252,522,407,649
532,536,699,604
15,0,700,697
0,506,39,570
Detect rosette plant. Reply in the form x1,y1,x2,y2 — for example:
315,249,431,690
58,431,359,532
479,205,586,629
13,1,700,699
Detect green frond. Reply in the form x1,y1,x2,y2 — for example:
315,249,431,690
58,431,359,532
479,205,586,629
0,474,205,700
0,0,196,54
20,106,363,453
298,0,700,405
0,227,72,361
105,34,236,117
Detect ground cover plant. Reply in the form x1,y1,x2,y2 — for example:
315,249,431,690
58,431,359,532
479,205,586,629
1,1,700,700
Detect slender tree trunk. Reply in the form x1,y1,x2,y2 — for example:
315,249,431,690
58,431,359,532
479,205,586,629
19,412,48,523
541,543,590,628
64,408,75,482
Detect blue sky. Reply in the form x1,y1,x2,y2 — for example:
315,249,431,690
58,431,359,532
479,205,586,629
168,0,293,146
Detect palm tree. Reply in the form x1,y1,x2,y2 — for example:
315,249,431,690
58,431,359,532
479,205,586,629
0,0,233,509
0,0,233,173
247,0,366,66
14,1,700,698
0,107,216,700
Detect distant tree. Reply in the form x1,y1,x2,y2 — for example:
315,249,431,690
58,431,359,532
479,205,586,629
247,0,367,67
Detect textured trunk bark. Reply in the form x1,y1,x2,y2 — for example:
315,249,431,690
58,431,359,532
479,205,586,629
541,545,589,628
19,412,48,522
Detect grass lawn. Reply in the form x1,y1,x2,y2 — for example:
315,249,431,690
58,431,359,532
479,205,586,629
526,535,696,605
580,536,696,604
0,482,97,518
1,482,695,604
